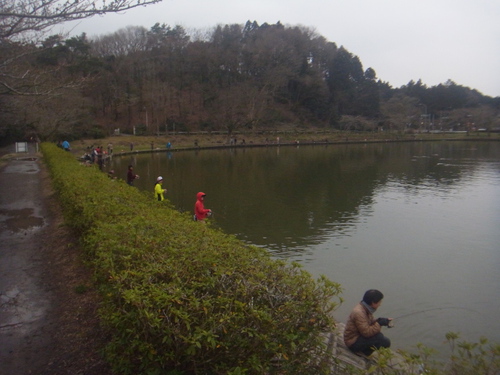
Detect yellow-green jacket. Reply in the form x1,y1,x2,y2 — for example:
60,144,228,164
155,183,164,201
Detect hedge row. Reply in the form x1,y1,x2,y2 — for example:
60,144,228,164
42,143,343,375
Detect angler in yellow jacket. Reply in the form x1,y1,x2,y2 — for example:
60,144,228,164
154,176,167,201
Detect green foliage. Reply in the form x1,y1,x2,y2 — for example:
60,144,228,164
357,334,500,375
41,143,343,374
445,332,500,375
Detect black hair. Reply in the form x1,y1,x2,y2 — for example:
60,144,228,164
362,289,384,305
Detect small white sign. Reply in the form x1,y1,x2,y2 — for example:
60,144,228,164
15,142,28,153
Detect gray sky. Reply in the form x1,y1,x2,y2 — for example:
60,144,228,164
63,0,500,97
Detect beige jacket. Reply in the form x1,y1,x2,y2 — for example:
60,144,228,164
343,302,381,347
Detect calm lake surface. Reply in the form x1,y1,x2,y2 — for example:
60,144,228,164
110,140,500,355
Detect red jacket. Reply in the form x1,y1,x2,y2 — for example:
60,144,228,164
194,192,210,220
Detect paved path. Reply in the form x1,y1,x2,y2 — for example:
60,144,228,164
0,143,55,374
0,143,111,375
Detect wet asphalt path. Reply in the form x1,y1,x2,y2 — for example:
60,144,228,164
0,143,52,374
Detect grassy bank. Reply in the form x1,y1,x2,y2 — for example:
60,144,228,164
42,143,343,375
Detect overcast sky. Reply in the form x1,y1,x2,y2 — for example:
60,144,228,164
62,0,500,97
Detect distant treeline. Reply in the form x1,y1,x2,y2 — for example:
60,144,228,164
1,21,499,143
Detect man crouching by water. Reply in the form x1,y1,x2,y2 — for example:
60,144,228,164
344,289,392,357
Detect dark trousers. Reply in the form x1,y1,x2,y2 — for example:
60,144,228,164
349,333,391,356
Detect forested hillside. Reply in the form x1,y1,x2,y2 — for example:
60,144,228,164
1,20,499,144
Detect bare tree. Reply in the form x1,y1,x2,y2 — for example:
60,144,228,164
0,0,162,142
91,26,149,57
1,0,163,96
0,0,162,40
380,94,420,133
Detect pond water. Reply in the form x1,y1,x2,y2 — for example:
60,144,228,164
110,140,500,356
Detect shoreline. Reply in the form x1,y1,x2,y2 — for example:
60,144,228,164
70,133,500,160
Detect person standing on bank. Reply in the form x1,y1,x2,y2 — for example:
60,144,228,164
155,176,167,201
194,192,212,221
344,289,392,357
127,165,139,186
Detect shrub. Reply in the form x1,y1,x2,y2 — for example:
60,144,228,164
41,143,343,374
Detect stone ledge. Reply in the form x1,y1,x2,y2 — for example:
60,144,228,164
325,323,414,373
328,323,370,371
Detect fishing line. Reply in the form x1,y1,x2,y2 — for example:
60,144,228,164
393,306,481,321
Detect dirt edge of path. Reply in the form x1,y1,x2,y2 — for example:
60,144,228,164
35,159,113,375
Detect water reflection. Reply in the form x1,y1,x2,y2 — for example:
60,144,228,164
111,142,499,255
110,141,500,354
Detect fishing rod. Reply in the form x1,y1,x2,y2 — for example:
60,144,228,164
386,306,481,327
393,306,480,321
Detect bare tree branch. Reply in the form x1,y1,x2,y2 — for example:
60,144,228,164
0,0,162,39
0,0,162,96
0,41,82,96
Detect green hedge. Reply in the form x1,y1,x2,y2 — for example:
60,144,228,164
42,143,343,375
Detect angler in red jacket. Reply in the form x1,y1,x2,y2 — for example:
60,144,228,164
194,192,212,221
